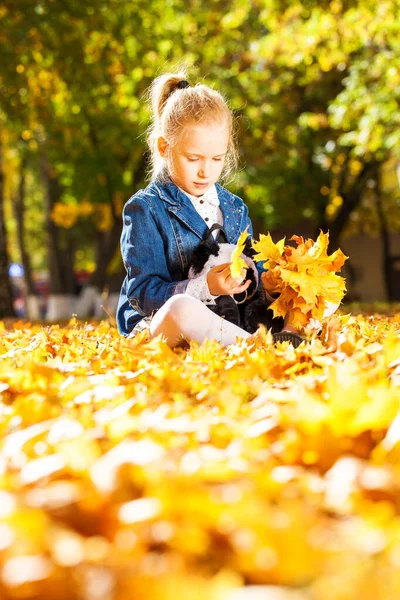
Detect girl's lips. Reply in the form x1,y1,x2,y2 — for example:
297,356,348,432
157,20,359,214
194,182,209,187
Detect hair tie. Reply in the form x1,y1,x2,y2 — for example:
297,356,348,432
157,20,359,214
176,80,190,89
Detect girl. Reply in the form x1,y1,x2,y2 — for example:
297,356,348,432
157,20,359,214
116,71,304,348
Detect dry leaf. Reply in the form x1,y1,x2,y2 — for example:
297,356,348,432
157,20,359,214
252,231,348,331
230,227,250,280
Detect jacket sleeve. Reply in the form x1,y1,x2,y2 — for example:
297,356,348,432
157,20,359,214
121,195,189,316
185,272,219,305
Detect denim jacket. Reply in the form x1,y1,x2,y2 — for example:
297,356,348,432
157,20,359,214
117,176,265,336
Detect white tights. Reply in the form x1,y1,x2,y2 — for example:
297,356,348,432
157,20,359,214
147,294,341,349
149,294,251,348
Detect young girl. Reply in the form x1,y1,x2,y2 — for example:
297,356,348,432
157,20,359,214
116,71,304,348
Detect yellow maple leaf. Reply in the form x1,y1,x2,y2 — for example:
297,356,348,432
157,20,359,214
286,307,312,330
286,231,347,272
256,231,348,332
230,227,249,280
252,233,285,268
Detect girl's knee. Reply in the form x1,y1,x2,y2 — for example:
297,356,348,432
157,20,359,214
163,294,203,324
150,294,200,334
150,294,202,346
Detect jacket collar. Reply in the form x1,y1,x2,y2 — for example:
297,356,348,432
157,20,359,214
153,176,241,243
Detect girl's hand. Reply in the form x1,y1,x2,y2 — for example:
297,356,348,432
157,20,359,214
261,271,279,297
207,262,251,297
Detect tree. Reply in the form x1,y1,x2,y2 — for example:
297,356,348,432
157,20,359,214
12,152,41,319
235,0,400,251
1,0,400,313
0,131,15,319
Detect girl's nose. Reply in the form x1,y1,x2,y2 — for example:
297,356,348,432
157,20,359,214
198,163,210,178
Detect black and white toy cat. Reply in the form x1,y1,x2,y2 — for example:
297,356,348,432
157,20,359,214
187,224,284,335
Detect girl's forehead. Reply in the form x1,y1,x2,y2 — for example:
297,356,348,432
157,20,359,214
178,121,230,153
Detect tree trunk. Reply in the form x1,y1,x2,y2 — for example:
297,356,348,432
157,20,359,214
41,153,75,320
12,155,40,319
314,162,379,302
82,154,148,315
0,135,16,319
75,224,122,319
317,162,378,251
375,169,393,301
79,113,148,317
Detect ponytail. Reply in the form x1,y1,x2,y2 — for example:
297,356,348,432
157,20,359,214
150,71,189,121
146,70,238,182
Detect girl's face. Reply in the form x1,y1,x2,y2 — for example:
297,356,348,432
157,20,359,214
158,120,230,197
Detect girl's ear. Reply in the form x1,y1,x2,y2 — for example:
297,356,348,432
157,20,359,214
157,136,168,157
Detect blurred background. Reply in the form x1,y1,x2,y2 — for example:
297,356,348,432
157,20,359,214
1,0,399,321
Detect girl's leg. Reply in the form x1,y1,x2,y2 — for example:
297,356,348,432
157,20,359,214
149,294,251,348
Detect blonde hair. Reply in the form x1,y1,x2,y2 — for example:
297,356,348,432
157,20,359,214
146,70,238,182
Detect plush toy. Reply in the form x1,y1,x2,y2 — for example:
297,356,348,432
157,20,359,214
188,225,284,335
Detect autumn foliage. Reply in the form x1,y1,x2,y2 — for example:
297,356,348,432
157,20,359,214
231,231,347,331
253,231,347,330
0,312,400,599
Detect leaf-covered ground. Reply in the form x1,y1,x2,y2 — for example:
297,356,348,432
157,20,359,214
1,311,400,600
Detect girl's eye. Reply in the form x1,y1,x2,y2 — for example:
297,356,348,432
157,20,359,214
187,158,199,162
213,157,223,162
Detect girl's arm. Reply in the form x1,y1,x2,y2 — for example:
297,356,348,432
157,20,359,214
121,196,190,316
185,273,219,304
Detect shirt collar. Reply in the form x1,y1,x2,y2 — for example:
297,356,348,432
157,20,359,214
178,184,220,208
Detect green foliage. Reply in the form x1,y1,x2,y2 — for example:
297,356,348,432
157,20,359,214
1,0,399,282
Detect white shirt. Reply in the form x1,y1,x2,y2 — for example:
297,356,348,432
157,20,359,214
178,184,223,305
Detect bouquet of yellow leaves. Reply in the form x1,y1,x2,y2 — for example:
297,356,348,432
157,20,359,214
231,230,348,331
